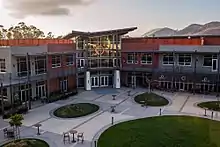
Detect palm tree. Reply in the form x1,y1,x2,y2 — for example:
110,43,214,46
9,114,24,139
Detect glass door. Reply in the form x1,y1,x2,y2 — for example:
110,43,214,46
100,76,109,87
91,76,99,87
212,59,218,72
20,90,26,102
36,85,46,97
179,82,185,91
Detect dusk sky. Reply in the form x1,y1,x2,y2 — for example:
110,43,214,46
0,0,219,36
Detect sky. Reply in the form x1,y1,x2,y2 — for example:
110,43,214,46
0,0,220,37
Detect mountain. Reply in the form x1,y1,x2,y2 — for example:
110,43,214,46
175,24,202,35
143,21,220,37
142,28,177,37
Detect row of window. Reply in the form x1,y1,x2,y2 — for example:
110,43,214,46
52,55,74,68
77,58,119,68
127,54,218,67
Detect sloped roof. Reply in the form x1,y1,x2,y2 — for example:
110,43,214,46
63,27,137,39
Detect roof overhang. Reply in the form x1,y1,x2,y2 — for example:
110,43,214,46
63,27,137,39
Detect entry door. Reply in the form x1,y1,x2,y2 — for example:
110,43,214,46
179,83,184,91
37,85,46,97
131,76,136,87
91,77,99,87
100,76,109,87
212,59,218,71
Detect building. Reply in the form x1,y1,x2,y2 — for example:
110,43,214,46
1,27,220,108
63,27,137,90
0,39,77,108
121,36,220,94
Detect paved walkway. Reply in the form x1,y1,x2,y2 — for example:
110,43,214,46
0,87,219,147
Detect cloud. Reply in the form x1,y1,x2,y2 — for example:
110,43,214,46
2,0,96,18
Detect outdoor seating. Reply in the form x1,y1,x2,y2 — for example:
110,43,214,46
63,132,70,144
77,132,84,143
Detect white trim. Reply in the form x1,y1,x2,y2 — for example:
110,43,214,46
212,59,218,72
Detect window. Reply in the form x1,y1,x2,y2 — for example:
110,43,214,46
35,56,46,75
52,55,61,68
0,59,6,72
141,54,152,64
17,57,30,77
203,55,217,67
66,55,74,66
163,54,174,65
127,53,137,64
178,54,192,66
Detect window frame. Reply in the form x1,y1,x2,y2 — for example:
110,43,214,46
127,53,138,64
203,55,217,67
35,56,46,75
162,54,174,65
141,53,152,65
0,59,6,73
66,55,74,66
177,54,192,66
51,55,61,68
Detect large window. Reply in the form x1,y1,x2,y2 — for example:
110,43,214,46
178,54,192,66
0,59,6,72
141,54,152,64
66,55,74,66
162,54,174,65
203,55,217,67
127,53,138,64
52,55,61,68
35,56,46,75
17,57,30,77
60,77,68,92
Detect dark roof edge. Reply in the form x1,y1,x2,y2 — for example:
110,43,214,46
63,27,137,39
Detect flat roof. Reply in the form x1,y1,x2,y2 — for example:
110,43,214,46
122,35,220,40
63,27,137,39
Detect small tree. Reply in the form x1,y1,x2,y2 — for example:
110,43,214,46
9,114,24,139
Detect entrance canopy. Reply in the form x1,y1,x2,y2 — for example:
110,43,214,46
63,27,137,39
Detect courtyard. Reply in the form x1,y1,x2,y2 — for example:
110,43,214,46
0,87,220,147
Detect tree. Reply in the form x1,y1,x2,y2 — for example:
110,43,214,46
9,114,24,139
0,22,58,39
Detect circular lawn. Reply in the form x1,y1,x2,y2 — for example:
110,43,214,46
98,116,220,147
53,103,99,118
1,138,49,147
197,101,220,111
134,92,169,106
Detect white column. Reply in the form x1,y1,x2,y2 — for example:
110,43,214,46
114,70,120,89
31,82,36,98
85,71,91,90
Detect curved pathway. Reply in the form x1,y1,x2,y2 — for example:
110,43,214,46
0,88,219,147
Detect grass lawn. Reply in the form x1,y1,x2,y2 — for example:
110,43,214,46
98,116,220,147
134,92,169,106
1,138,49,147
53,103,99,118
197,101,220,111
